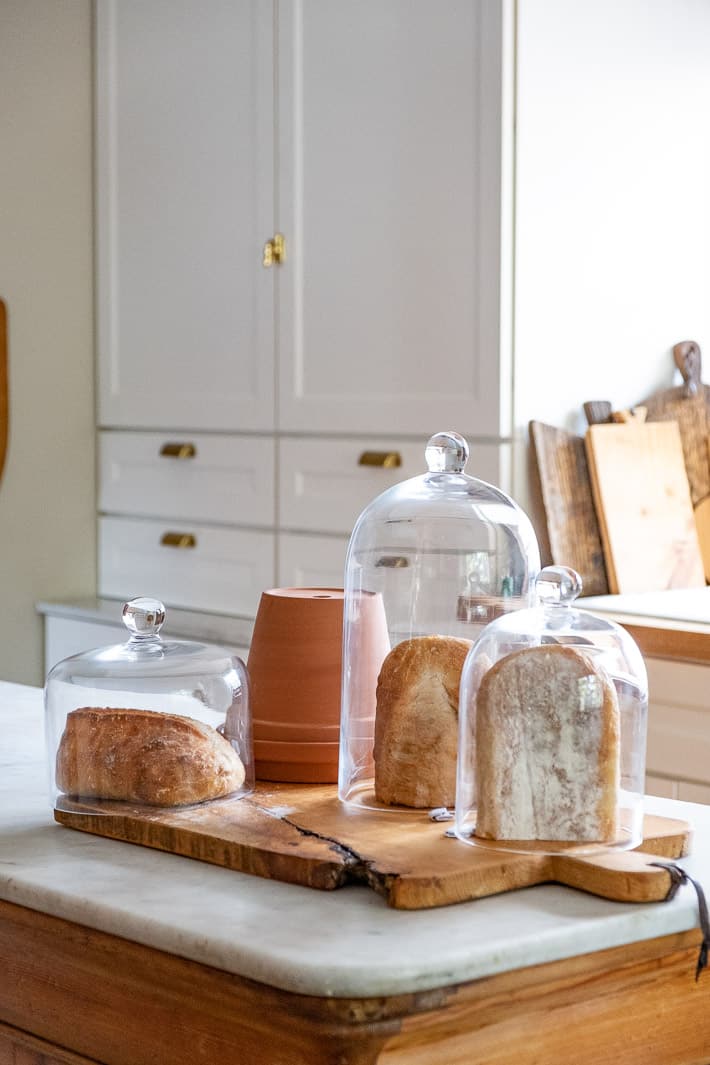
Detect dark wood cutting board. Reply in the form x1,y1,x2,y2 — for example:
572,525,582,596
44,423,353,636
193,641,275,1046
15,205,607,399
641,341,710,506
529,420,609,595
55,784,691,911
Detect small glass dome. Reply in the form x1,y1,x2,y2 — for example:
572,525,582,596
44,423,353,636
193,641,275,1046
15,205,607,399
338,431,541,810
45,597,253,813
455,566,648,854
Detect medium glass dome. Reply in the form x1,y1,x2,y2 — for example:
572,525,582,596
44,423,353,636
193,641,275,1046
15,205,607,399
338,431,541,810
455,566,648,854
45,597,253,813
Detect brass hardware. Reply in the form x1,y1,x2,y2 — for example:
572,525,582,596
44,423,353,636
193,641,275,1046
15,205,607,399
160,532,197,549
358,450,402,469
263,232,286,267
160,442,196,459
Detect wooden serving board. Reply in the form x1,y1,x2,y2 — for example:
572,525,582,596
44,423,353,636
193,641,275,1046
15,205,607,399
529,420,609,595
55,784,692,911
641,340,710,506
585,421,706,594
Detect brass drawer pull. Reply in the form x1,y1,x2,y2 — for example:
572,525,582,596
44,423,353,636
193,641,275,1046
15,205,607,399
358,450,402,469
160,442,196,459
160,532,197,549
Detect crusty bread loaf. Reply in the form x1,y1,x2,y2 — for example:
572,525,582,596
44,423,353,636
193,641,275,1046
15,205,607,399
374,635,471,808
56,707,245,806
475,644,620,842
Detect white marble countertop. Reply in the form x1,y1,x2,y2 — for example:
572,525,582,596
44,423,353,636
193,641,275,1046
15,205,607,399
36,596,255,647
1,681,708,999
583,588,710,627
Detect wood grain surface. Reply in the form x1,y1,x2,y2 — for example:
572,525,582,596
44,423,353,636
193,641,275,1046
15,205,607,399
585,421,705,593
529,420,609,595
1,899,708,1065
55,784,690,910
694,491,710,583
641,341,710,506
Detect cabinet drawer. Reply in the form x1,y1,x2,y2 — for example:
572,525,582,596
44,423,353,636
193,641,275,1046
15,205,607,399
279,438,509,535
646,659,710,785
99,432,275,526
99,517,274,616
278,533,347,589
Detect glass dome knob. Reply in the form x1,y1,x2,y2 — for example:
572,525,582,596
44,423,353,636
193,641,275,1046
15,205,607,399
535,566,582,607
424,431,469,474
122,597,166,637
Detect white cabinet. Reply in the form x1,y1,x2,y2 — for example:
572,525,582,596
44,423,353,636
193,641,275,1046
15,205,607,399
277,1,504,435
643,657,710,805
94,0,511,617
96,0,275,432
99,431,275,527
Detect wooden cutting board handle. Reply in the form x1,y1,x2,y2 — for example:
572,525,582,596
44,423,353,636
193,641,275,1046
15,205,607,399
674,340,702,398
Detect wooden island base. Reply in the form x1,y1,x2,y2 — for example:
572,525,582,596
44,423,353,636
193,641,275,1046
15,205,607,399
1,899,708,1065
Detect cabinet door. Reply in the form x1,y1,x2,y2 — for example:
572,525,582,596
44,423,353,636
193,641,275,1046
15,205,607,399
277,1,505,436
96,0,275,431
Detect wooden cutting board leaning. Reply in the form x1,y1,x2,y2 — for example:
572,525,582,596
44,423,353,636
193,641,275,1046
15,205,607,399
529,420,609,596
641,340,710,506
585,419,705,594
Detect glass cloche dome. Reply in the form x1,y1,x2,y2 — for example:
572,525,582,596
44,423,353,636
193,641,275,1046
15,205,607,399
455,566,648,854
338,431,541,810
45,597,253,814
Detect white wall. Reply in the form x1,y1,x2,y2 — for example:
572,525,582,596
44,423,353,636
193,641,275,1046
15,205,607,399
0,0,95,685
512,0,710,506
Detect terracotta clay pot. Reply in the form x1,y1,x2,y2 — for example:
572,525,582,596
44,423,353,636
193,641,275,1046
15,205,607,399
252,720,341,743
248,588,346,782
253,739,340,764
248,587,344,728
255,760,339,784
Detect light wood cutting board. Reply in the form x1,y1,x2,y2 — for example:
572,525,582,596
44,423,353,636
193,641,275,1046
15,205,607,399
585,421,706,594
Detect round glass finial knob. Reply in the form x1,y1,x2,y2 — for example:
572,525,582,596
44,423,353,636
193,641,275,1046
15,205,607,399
122,597,166,637
425,431,469,474
536,566,583,607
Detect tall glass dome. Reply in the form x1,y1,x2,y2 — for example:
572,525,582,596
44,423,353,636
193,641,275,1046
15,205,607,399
338,431,540,810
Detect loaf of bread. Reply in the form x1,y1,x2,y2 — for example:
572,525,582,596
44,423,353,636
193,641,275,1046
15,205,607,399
374,635,471,808
475,644,620,842
56,707,245,806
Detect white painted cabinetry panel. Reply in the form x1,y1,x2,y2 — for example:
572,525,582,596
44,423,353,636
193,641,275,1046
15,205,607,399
96,0,275,431
99,517,274,616
99,431,275,527
44,617,127,678
645,657,710,800
279,438,509,535
278,534,347,591
277,0,504,435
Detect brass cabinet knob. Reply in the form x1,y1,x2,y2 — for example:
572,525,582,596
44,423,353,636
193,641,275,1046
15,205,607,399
160,532,197,549
358,450,402,469
263,232,286,268
160,442,196,459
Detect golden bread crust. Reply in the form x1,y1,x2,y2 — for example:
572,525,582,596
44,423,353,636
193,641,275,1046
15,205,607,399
374,635,471,808
56,706,245,806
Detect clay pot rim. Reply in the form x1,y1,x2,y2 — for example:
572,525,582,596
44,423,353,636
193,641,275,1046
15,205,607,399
253,738,340,763
261,586,344,600
255,760,338,784
253,721,341,742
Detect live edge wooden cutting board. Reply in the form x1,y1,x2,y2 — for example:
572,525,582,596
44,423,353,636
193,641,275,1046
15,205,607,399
585,421,706,594
55,784,691,911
